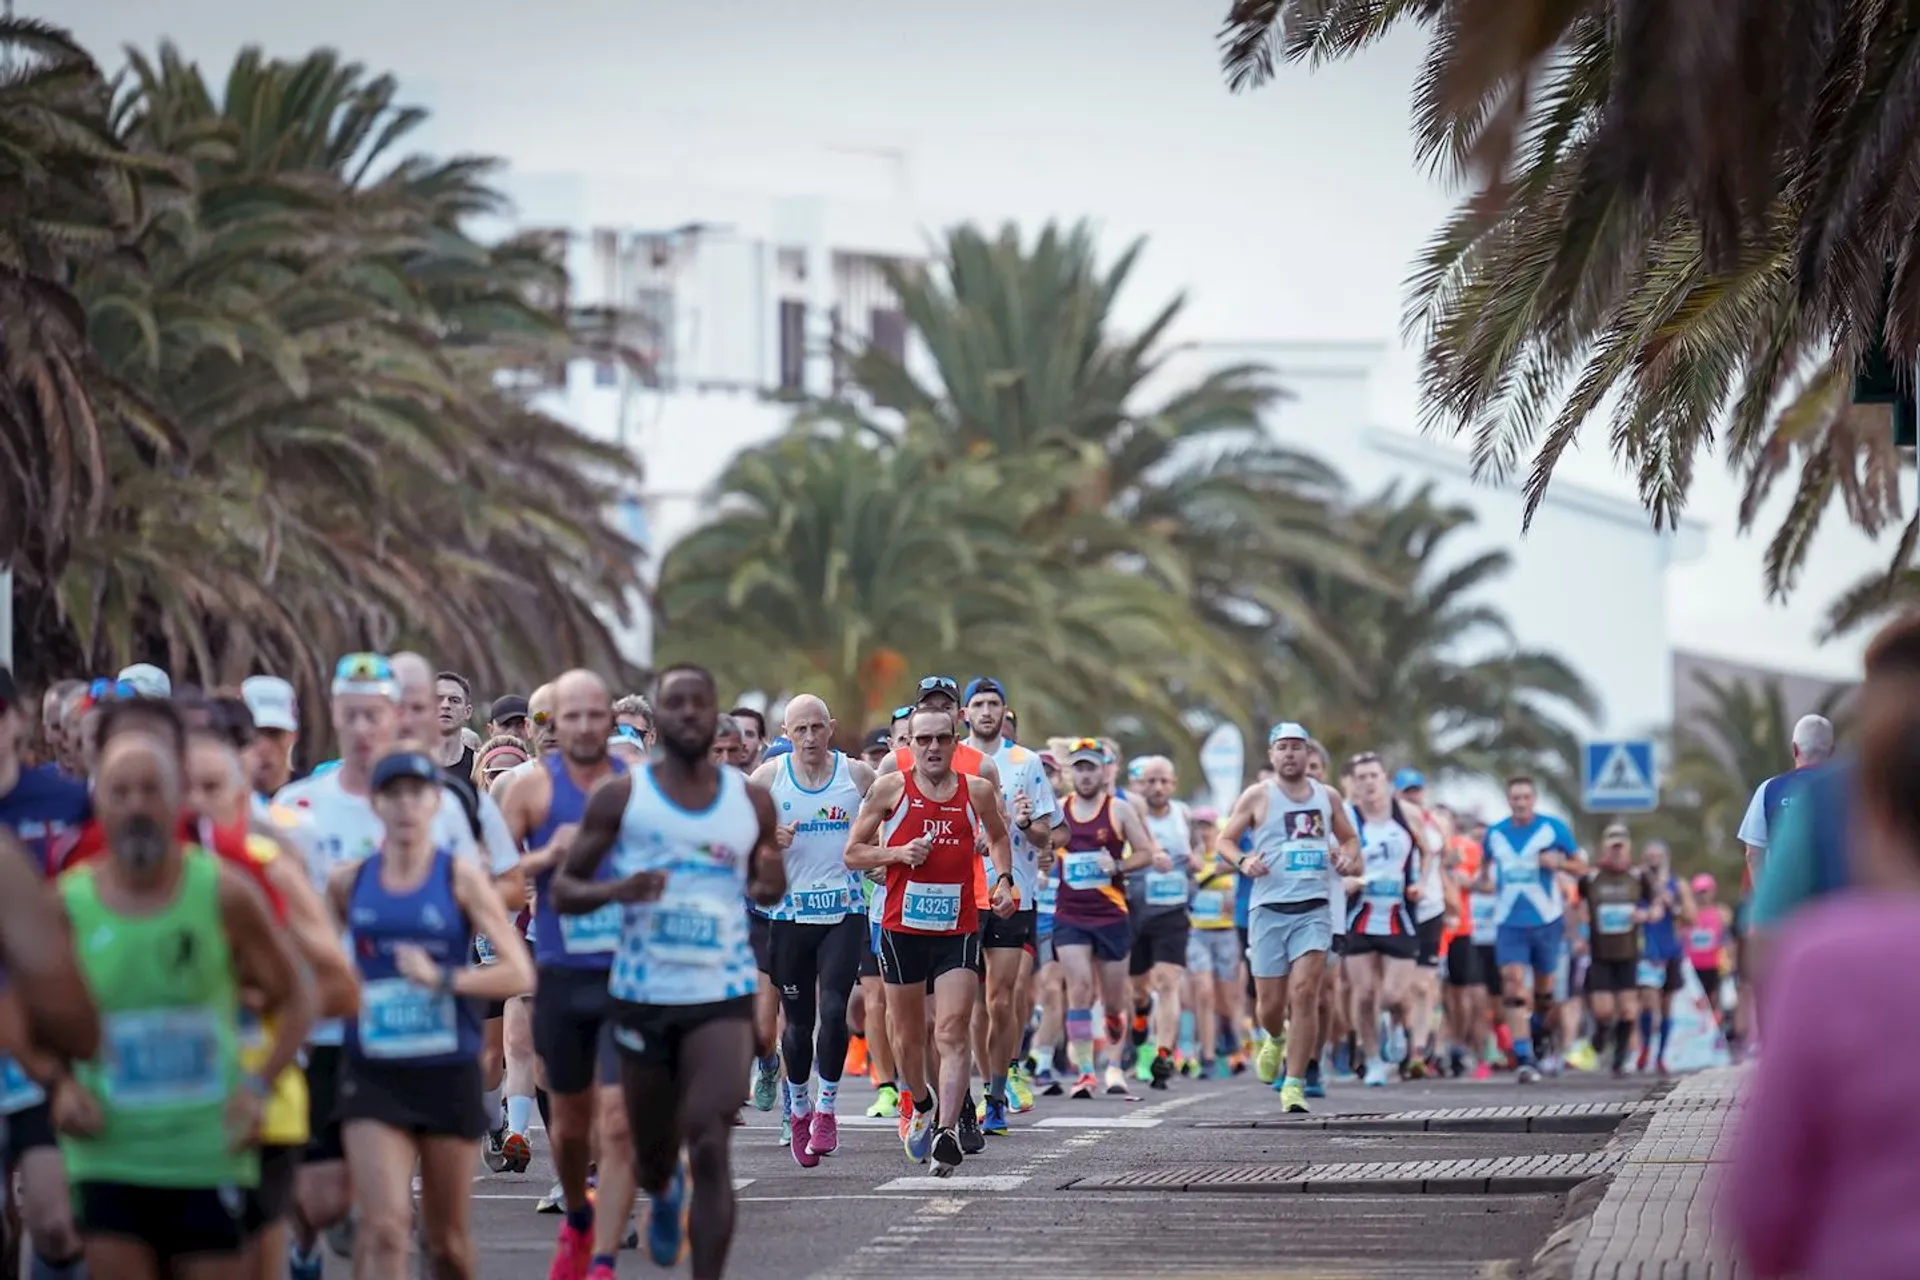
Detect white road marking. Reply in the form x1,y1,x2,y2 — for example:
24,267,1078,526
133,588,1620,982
1033,1116,1161,1128
874,1175,1030,1192
468,1177,753,1201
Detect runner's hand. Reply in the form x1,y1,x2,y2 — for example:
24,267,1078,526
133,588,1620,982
990,884,1015,917
897,838,931,868
50,1077,101,1138
1333,849,1361,876
394,944,440,988
1013,793,1034,825
1406,884,1423,903
1239,855,1270,878
1095,852,1116,875
1150,850,1174,873
774,824,796,851
611,870,669,903
226,1086,263,1150
1037,845,1055,873
1539,851,1563,872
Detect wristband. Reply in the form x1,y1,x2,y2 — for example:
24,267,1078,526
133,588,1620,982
995,872,1014,887
436,966,458,997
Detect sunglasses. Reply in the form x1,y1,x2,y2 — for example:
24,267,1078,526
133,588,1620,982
1066,737,1106,755
530,709,553,727
89,678,139,702
1347,751,1382,768
890,705,915,722
910,731,955,748
917,676,959,695
333,653,394,683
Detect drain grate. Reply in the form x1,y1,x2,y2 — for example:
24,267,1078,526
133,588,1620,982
1201,1101,1652,1134
1063,1151,1619,1195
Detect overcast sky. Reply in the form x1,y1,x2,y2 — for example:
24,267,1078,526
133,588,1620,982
56,0,1905,680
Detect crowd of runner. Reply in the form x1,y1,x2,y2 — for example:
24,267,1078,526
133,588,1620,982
0,657,1753,1279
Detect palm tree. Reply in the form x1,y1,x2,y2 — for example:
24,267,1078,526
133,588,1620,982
1213,1,1920,601
10,36,646,731
1287,483,1599,807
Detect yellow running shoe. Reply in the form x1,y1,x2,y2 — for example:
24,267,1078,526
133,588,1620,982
867,1083,900,1119
1278,1081,1309,1114
1256,1037,1284,1085
1565,1042,1599,1073
1008,1066,1035,1113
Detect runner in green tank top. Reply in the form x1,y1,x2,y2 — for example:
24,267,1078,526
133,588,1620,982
48,706,313,1280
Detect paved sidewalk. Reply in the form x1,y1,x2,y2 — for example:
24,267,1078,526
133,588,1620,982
1573,1066,1746,1279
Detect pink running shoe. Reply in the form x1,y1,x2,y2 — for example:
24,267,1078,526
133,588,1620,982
548,1218,592,1280
808,1110,839,1157
1472,1061,1492,1080
790,1111,819,1168
586,1264,617,1280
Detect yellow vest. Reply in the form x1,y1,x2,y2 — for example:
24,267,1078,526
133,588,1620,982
239,835,310,1147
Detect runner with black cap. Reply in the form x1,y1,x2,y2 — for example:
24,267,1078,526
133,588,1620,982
487,696,531,742
326,746,534,1280
856,706,918,1123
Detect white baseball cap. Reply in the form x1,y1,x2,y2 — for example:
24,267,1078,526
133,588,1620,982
1267,721,1310,744
241,675,299,732
117,663,171,699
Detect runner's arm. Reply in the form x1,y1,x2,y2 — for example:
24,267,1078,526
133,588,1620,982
969,775,1014,886
548,776,632,914
1110,798,1159,872
1328,799,1360,876
0,838,99,1061
477,790,528,910
1215,784,1265,870
221,863,314,1091
257,833,360,1018
848,759,878,796
745,782,786,906
844,774,909,871
447,858,537,1001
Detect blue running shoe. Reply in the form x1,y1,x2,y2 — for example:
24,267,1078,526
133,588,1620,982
982,1097,1009,1136
903,1110,935,1164
647,1161,688,1267
1303,1057,1326,1099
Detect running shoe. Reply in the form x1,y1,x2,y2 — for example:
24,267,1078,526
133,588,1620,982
288,1244,323,1280
646,1162,688,1267
903,1110,934,1164
1565,1042,1599,1073
1149,1048,1174,1090
752,1056,780,1111
1069,1072,1096,1099
622,1215,639,1249
1303,1058,1326,1099
1472,1060,1492,1080
587,1264,618,1280
958,1100,986,1154
1516,1063,1541,1085
930,1127,964,1178
778,1112,791,1148
1038,1068,1065,1097
1363,1059,1390,1088
325,1216,355,1258
897,1091,916,1142
1255,1038,1283,1085
808,1110,840,1157
982,1096,1010,1136
502,1131,532,1174
485,1126,510,1173
1133,1043,1156,1082
1104,1065,1130,1095
1007,1065,1035,1113
537,1180,566,1214
549,1217,593,1280
1278,1081,1309,1114
844,1034,870,1079
790,1112,819,1167
867,1083,901,1118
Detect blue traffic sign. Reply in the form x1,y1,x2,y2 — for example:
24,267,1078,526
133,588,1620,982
1582,740,1658,813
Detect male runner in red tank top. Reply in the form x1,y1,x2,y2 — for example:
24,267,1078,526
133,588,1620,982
847,707,1012,1177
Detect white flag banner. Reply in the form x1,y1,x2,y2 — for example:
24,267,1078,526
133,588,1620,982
1198,723,1245,812
1661,962,1732,1073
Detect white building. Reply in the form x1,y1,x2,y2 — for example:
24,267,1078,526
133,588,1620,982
519,175,1707,752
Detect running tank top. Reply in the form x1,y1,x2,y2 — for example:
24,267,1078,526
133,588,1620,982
1055,795,1127,925
1409,806,1446,924
609,764,761,1007
879,770,981,935
1350,807,1416,937
879,743,989,923
1685,903,1724,967
61,850,254,1190
237,834,308,1146
767,753,862,924
1132,802,1194,918
1247,779,1340,909
531,754,629,968
1642,874,1682,959
346,848,480,1066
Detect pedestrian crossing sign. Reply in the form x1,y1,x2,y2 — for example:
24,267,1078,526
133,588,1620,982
1582,740,1658,813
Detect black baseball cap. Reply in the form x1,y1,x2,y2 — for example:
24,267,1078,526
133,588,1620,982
371,749,441,792
489,695,529,723
914,675,960,705
862,726,892,752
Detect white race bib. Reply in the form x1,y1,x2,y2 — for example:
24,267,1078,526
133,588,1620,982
1036,880,1058,915
900,882,963,932
1469,893,1499,944
560,905,623,955
1636,959,1666,989
1595,902,1635,935
1144,872,1189,908
788,884,852,925
103,1007,225,1108
358,977,458,1060
1689,928,1716,952
1062,851,1107,891
647,899,729,967
1282,841,1327,873
1189,889,1228,924
1364,875,1403,902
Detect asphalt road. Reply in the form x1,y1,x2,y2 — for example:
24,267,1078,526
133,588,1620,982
309,1066,1655,1279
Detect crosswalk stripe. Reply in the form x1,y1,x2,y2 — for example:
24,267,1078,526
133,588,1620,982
1033,1116,1161,1128
874,1175,1029,1192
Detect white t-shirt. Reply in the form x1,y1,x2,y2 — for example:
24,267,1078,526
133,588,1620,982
1736,777,1776,850
984,739,1057,908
